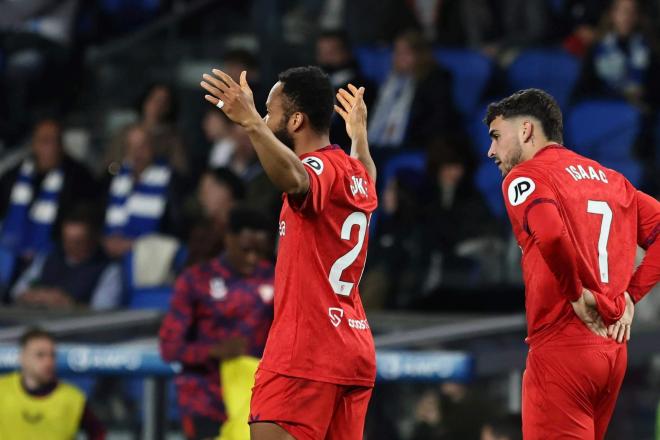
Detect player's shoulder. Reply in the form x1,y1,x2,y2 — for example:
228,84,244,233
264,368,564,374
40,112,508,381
300,147,345,178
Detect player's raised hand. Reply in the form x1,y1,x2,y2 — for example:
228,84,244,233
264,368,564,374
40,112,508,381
201,69,260,127
334,83,367,140
607,292,634,343
571,289,608,338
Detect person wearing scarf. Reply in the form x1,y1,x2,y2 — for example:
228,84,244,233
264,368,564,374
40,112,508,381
0,119,98,258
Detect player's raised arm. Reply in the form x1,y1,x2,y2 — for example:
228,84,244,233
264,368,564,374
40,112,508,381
335,84,377,182
201,69,309,195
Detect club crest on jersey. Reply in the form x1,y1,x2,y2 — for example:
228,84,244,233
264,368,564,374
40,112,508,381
507,177,536,206
210,278,227,300
302,156,324,175
328,307,344,327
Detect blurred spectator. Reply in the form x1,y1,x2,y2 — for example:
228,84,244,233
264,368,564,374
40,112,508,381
420,142,502,287
10,206,121,311
574,0,660,110
555,0,603,57
0,119,98,258
0,0,80,144
204,110,236,169
430,0,550,64
202,112,279,222
0,328,105,439
225,125,281,222
481,414,522,440
138,83,190,176
341,0,418,44
411,382,499,440
410,389,450,440
102,124,185,259
368,30,456,151
316,29,375,149
159,207,274,440
361,169,428,309
222,48,267,114
439,381,499,439
186,168,245,266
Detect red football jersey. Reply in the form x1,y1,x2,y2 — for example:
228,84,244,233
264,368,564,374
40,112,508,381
503,145,657,346
259,145,378,386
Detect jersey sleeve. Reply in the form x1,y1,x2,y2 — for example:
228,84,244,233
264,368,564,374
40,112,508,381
627,190,660,303
288,154,337,216
503,170,583,302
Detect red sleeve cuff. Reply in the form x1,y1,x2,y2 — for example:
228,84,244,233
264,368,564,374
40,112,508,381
592,292,626,326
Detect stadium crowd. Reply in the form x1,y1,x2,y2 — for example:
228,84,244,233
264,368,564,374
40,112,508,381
0,0,659,438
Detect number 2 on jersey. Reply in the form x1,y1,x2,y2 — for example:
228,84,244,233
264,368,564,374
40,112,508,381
587,200,612,283
329,211,368,296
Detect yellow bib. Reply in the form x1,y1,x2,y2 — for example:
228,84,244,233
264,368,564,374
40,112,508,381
0,372,85,440
218,356,260,440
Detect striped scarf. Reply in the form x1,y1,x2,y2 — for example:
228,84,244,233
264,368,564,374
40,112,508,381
105,160,171,238
0,160,63,254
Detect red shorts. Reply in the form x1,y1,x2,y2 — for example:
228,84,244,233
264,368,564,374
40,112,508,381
249,368,373,440
523,334,627,440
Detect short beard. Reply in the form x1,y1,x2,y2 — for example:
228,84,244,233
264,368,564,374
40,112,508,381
502,142,523,176
273,120,295,151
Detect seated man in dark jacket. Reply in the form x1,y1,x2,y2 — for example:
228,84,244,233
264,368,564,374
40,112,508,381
10,206,121,310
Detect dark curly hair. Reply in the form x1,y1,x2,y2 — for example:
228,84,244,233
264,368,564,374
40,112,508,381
278,66,334,134
484,88,563,144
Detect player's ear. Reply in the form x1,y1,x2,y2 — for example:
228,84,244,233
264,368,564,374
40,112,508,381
520,120,533,144
289,112,304,132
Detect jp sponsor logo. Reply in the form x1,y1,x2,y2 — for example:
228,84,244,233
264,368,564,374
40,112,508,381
302,156,324,175
507,177,535,206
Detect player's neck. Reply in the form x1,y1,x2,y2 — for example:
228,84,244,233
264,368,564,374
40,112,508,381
523,139,555,161
293,133,331,156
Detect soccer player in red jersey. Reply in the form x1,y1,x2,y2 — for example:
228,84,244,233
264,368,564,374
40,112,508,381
200,66,377,440
485,89,659,439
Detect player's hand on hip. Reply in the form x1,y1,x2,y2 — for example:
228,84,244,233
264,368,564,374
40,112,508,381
334,83,368,140
608,291,634,344
571,289,607,338
201,69,261,127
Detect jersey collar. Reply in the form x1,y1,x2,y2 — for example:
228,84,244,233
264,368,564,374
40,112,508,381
299,144,341,158
533,143,566,158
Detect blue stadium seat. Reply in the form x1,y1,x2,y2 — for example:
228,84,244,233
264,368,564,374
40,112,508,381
474,162,506,218
123,242,187,311
101,0,160,14
0,246,16,290
507,49,580,108
380,150,427,190
128,287,174,311
354,46,392,86
566,100,641,161
466,107,494,160
434,49,493,117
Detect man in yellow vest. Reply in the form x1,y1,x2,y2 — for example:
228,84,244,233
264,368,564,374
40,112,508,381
0,328,106,439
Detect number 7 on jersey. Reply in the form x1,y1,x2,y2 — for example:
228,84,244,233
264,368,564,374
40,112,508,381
587,200,612,283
